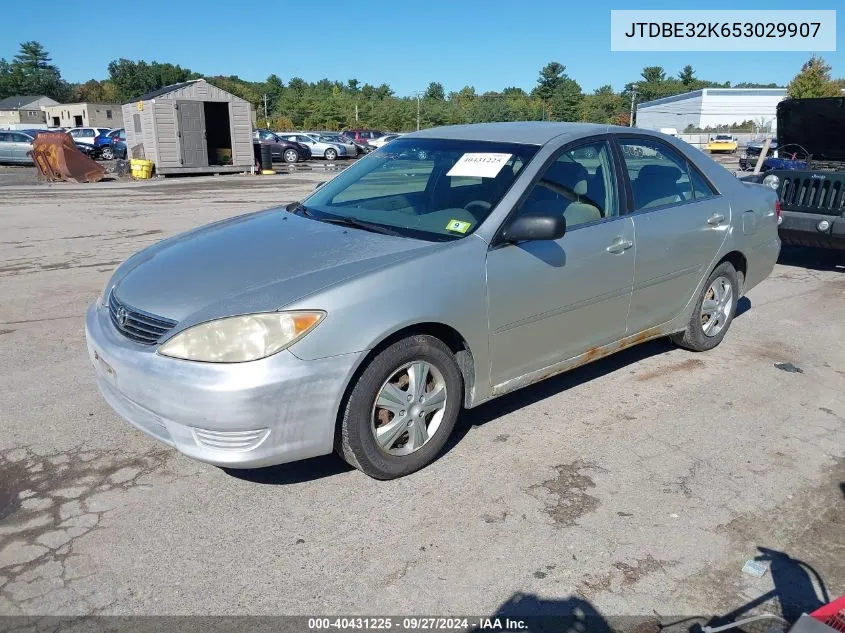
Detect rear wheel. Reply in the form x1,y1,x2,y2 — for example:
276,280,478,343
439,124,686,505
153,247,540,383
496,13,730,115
283,149,299,164
324,148,338,161
100,146,114,160
338,335,463,479
671,261,738,352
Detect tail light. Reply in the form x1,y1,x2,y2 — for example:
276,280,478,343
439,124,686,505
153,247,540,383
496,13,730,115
775,199,782,221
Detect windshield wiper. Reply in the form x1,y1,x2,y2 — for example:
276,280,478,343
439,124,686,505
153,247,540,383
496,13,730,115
317,215,403,237
286,202,402,237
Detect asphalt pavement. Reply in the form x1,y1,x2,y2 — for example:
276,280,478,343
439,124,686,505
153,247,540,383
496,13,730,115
0,169,842,622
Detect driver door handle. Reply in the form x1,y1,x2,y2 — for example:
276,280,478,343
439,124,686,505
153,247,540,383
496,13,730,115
606,238,633,254
707,213,726,226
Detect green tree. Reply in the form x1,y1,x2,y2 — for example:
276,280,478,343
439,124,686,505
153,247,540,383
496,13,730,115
641,66,666,84
678,65,696,86
424,82,445,101
535,61,567,101
786,56,841,98
3,41,70,100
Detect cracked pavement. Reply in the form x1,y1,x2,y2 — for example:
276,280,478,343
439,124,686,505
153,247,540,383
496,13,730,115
0,173,843,618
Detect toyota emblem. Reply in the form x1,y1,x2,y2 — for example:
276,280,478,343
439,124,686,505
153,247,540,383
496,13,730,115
116,306,127,327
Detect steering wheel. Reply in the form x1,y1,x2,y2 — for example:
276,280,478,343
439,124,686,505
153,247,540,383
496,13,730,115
464,200,492,213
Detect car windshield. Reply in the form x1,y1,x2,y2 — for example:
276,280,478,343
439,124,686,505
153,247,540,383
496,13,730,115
715,135,732,141
300,137,538,242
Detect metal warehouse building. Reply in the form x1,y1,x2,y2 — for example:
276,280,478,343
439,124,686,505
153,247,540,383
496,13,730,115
636,88,787,133
123,79,254,176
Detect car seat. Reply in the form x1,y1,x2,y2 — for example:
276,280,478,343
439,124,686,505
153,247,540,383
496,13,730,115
632,164,684,208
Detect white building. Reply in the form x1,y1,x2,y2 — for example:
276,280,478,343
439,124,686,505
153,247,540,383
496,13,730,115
636,88,787,134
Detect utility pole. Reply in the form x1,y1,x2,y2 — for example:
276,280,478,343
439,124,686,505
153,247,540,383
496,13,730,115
629,85,638,128
263,94,269,128
416,94,421,131
355,103,359,123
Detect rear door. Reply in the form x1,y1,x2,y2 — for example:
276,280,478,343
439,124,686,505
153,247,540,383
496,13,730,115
177,101,208,168
9,133,33,162
616,135,729,333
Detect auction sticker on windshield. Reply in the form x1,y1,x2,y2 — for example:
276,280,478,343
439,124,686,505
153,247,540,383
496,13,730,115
447,153,512,178
445,219,472,233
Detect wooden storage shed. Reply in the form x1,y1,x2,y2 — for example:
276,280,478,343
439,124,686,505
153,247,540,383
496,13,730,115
122,79,254,175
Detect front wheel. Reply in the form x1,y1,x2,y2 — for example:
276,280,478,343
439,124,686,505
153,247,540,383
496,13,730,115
100,146,114,160
338,335,463,479
324,148,338,161
671,261,739,352
283,149,299,164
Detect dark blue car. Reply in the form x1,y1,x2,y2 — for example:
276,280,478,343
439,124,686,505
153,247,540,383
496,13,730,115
93,128,126,159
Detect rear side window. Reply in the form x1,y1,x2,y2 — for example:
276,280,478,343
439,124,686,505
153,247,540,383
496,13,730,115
619,138,692,210
690,167,717,200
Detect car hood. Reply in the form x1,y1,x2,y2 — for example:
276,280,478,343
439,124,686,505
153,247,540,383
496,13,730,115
111,209,436,326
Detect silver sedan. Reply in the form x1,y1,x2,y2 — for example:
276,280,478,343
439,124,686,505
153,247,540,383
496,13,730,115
0,130,34,164
280,133,348,160
85,123,780,479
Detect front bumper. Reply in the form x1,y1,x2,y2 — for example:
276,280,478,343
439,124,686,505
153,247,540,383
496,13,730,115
85,303,362,468
779,211,845,250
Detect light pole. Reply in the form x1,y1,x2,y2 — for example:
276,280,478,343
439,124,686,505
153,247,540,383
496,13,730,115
629,85,638,128
416,93,421,131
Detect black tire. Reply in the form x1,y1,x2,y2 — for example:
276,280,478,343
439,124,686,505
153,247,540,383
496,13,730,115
338,335,463,479
324,148,338,161
283,148,299,164
671,261,739,352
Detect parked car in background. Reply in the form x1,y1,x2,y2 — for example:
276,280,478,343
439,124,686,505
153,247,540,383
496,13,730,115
706,134,738,154
68,127,112,146
312,132,360,157
279,133,348,160
342,129,384,148
740,97,845,250
369,133,402,149
739,140,778,171
86,122,780,480
253,129,312,163
94,128,126,160
0,130,34,164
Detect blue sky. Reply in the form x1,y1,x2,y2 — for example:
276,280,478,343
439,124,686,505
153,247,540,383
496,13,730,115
4,0,843,95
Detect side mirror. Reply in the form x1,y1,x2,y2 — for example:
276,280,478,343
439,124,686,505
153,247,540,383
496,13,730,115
502,213,566,243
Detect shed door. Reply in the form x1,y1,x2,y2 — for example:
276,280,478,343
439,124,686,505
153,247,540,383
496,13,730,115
177,101,207,168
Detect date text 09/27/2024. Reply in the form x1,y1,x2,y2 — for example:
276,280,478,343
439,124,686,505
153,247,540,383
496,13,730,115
307,617,529,630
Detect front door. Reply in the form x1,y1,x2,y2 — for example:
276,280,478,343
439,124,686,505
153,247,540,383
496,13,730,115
616,136,729,332
486,138,635,388
177,101,208,168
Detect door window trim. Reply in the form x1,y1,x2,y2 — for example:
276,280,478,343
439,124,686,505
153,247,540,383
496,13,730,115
611,133,723,216
490,134,629,248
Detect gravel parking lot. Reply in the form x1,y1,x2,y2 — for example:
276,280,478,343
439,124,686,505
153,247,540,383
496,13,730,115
0,169,843,623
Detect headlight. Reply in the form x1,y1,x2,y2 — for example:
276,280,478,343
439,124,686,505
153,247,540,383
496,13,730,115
762,174,780,190
158,311,325,363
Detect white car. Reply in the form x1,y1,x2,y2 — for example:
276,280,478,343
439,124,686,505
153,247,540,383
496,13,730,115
68,127,111,146
368,133,402,149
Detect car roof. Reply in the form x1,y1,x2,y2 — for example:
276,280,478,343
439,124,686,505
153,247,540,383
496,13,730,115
404,122,617,145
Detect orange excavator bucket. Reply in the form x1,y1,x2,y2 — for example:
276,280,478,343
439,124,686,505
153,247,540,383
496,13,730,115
29,133,106,183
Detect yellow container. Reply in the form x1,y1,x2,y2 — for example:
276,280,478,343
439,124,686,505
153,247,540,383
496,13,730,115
130,159,153,179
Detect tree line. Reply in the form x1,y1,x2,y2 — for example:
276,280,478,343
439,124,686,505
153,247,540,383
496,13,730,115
0,42,841,131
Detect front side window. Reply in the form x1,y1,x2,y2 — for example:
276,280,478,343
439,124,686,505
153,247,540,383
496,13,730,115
619,138,693,210
519,140,617,229
301,138,538,241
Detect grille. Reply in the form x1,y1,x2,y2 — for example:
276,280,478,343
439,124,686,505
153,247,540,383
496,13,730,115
108,290,177,345
776,171,845,215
